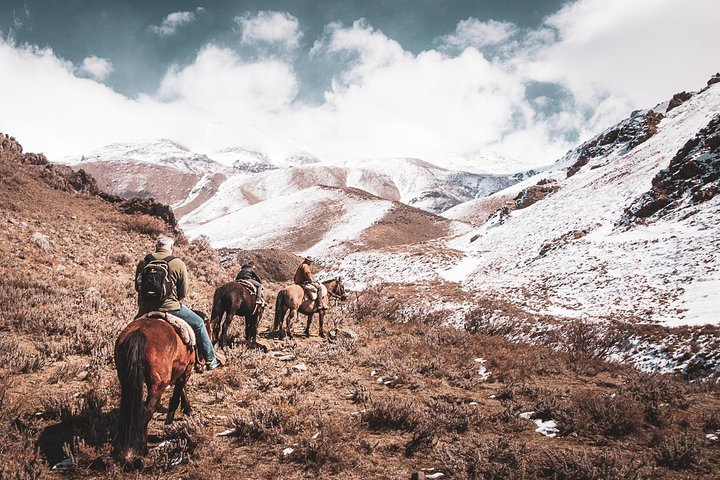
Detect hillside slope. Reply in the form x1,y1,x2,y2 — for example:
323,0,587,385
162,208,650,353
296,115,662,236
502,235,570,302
334,77,720,328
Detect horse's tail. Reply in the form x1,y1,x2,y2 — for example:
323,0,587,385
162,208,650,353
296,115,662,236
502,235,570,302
274,289,286,330
210,287,224,340
115,330,147,458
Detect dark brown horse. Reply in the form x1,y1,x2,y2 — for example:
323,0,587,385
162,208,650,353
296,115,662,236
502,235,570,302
273,277,347,339
114,312,211,461
210,281,264,348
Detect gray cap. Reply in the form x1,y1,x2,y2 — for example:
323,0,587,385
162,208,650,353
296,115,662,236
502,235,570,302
156,235,175,250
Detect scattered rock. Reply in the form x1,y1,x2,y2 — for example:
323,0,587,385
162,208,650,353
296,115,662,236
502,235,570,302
31,231,50,250
335,328,358,340
292,363,307,372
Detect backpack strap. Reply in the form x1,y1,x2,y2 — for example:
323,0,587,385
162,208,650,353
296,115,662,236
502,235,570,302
162,255,176,263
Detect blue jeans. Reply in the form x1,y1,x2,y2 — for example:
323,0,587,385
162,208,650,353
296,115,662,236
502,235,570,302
168,304,215,363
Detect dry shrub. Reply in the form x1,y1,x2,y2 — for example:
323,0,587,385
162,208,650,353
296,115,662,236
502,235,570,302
436,437,532,480
486,345,566,382
181,235,225,286
287,413,359,474
348,283,404,322
623,372,689,426
361,396,420,432
554,319,626,363
0,430,46,480
702,409,720,432
41,388,113,449
110,252,133,265
348,381,369,405
488,405,530,434
430,399,483,434
538,448,644,480
556,391,643,438
147,415,208,472
229,401,302,444
653,432,704,471
122,214,167,236
464,312,518,337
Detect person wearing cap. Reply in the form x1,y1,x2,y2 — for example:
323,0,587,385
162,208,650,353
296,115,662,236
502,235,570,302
293,256,327,310
235,260,265,306
135,235,222,371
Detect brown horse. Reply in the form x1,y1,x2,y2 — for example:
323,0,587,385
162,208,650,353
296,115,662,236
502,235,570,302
273,278,347,339
210,281,264,348
114,311,211,461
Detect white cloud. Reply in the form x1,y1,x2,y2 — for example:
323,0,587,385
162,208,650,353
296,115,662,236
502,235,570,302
149,10,198,37
158,44,298,113
1,0,719,171
236,11,302,48
522,0,720,118
79,55,113,81
439,18,518,49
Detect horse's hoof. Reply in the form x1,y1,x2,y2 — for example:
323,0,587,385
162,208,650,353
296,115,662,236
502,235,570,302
164,415,175,425
304,330,310,337
183,407,192,416
319,331,325,338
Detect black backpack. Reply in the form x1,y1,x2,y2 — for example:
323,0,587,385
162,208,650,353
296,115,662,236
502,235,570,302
137,254,176,304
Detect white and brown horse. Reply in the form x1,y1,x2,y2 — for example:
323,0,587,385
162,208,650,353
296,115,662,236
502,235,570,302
272,278,347,338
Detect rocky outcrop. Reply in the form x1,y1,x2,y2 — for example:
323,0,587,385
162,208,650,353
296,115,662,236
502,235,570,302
1,131,183,236
514,178,560,209
1,133,48,165
667,92,693,113
622,114,720,223
114,197,182,236
567,110,664,178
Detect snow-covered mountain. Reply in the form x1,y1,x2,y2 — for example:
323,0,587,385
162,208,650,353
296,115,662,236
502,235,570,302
62,139,535,233
63,139,230,206
329,75,720,327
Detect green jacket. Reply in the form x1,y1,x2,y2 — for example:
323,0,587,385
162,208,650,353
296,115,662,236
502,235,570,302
135,248,188,316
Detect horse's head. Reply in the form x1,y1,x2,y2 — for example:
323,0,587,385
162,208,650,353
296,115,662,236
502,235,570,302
333,277,348,301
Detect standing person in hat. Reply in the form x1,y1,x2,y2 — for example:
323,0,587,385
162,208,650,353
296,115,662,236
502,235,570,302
293,256,327,310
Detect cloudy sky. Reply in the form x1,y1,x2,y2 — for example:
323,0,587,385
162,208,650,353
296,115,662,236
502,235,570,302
0,0,718,170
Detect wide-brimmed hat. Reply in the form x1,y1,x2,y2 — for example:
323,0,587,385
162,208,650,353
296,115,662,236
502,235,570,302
304,256,314,263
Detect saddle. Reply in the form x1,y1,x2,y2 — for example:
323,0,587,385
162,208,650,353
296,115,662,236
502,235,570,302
143,311,196,347
235,278,258,296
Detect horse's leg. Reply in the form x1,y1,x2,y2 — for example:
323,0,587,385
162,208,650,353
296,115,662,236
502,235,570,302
244,314,252,345
318,310,325,338
144,382,166,430
221,309,233,347
166,363,192,424
165,382,182,425
304,312,313,337
286,309,296,339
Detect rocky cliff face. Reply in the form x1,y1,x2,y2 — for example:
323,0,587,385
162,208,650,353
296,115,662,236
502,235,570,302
622,114,720,223
566,110,664,178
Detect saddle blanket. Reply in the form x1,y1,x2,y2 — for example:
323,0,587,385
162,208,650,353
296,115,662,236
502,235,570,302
235,278,258,296
143,311,196,346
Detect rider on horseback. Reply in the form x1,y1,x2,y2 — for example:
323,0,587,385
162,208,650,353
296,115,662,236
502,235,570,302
135,235,222,370
294,256,328,310
235,260,265,306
